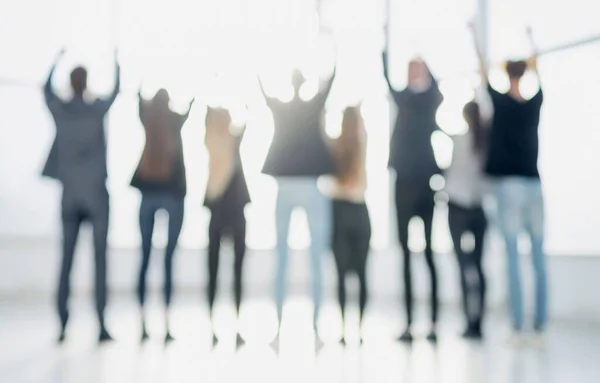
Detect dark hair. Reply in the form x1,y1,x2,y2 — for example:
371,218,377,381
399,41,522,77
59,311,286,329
463,101,486,155
333,106,363,178
70,67,87,94
505,60,527,79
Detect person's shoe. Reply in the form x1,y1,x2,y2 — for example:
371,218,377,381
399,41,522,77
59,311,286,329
397,330,413,343
141,326,149,342
236,333,245,349
269,333,280,354
339,336,347,346
164,331,175,344
426,331,438,343
57,329,67,344
98,329,113,344
507,333,526,348
211,333,219,348
314,335,324,353
528,333,546,349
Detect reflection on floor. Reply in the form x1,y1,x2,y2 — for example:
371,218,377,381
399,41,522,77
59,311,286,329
1,297,599,383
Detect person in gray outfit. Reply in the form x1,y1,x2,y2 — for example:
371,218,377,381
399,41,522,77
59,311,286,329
42,48,120,343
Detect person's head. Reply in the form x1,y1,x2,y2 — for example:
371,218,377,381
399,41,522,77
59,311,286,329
153,88,170,108
341,106,363,139
291,69,305,93
463,101,486,154
505,60,528,81
205,106,231,131
70,67,87,95
407,58,431,88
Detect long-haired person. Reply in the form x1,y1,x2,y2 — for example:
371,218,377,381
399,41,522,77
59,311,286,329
43,49,120,343
328,106,371,345
382,50,443,343
203,106,250,349
259,63,336,351
445,101,489,339
131,88,194,343
472,26,547,346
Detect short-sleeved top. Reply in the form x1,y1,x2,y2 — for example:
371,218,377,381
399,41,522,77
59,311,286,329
261,79,336,177
485,84,544,178
130,102,188,197
388,82,443,182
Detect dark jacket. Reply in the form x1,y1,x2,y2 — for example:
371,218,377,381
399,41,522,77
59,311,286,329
384,60,443,182
43,62,120,194
260,71,337,177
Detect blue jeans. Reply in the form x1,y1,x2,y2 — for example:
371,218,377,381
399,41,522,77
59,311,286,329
137,192,185,307
494,178,548,331
275,178,332,330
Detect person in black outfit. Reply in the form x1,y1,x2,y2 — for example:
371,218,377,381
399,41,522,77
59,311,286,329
131,88,194,343
43,48,120,343
328,106,371,345
203,106,250,349
445,102,489,339
382,50,443,343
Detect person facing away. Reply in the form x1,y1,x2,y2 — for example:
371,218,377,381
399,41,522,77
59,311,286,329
382,50,442,343
203,106,250,349
445,101,490,340
130,88,193,343
473,31,548,346
328,106,371,346
42,48,120,343
258,65,336,351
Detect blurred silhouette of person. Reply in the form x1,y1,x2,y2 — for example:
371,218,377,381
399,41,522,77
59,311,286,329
43,48,120,343
259,64,336,351
472,26,547,347
445,101,489,340
203,106,250,349
382,50,442,343
328,106,371,345
131,88,193,343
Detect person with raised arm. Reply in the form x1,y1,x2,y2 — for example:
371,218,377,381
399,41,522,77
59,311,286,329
258,60,337,351
203,106,250,349
382,49,443,343
131,88,193,343
471,24,548,347
43,48,120,344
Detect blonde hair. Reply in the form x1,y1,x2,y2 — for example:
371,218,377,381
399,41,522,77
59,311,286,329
333,106,364,179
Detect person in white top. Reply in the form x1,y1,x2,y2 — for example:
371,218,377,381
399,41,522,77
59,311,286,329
445,101,489,339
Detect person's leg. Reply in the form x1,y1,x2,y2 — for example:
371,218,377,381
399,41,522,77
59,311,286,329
163,195,185,341
525,180,548,333
90,188,111,341
420,192,438,341
332,201,349,343
206,209,223,345
495,179,526,334
471,206,488,336
232,211,247,348
274,180,294,334
137,194,156,339
57,198,83,342
448,203,472,333
306,180,331,336
354,203,372,342
394,180,414,341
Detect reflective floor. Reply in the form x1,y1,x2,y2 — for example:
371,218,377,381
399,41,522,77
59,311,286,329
1,296,599,383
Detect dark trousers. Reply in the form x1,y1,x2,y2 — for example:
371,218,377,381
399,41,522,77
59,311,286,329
207,208,246,316
137,192,185,307
57,187,109,330
332,199,371,322
394,179,438,327
448,202,487,328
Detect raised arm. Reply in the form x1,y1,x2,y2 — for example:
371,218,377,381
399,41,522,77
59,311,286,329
44,49,65,111
181,97,195,122
257,73,276,107
526,27,541,86
469,23,489,85
382,50,401,96
96,52,121,114
312,65,337,108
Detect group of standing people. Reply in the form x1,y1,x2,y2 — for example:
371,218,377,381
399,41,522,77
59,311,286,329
43,25,547,350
